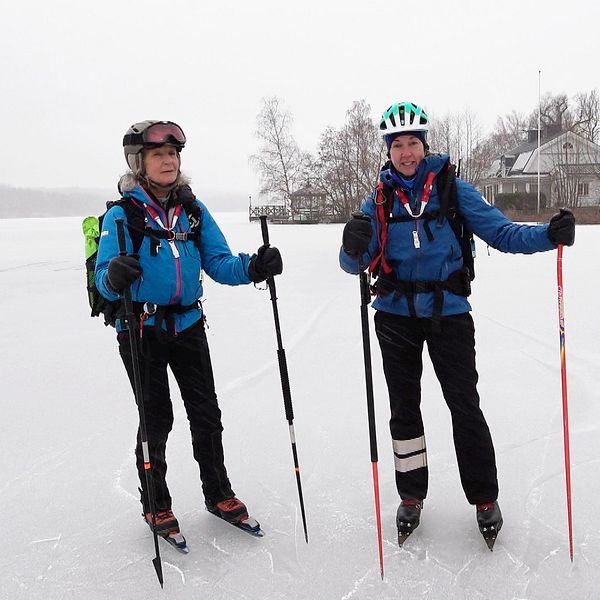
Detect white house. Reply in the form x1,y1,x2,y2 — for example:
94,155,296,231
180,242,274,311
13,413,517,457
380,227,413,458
479,128,600,208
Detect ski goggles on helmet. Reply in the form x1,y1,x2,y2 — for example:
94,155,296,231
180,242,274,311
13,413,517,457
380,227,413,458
123,121,186,149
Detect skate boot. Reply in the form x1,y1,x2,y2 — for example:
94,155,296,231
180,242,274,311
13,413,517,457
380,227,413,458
396,499,423,546
206,497,248,524
143,509,188,552
476,501,503,551
206,497,263,536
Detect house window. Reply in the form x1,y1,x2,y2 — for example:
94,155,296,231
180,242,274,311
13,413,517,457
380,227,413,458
577,182,590,197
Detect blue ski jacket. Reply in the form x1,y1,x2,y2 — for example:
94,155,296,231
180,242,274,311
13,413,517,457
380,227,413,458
96,185,252,333
339,154,556,318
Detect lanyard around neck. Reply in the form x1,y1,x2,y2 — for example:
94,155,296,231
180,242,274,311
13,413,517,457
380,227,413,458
395,171,436,218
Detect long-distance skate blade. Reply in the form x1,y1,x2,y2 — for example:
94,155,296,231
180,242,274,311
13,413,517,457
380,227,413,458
397,523,416,547
483,535,497,551
479,519,502,551
162,532,190,553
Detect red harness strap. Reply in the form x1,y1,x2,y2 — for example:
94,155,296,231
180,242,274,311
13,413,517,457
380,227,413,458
370,183,393,275
369,172,436,276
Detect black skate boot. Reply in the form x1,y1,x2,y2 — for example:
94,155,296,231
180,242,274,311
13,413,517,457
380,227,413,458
476,501,503,551
396,499,423,547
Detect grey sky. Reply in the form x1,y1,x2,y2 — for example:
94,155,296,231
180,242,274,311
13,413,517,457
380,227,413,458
2,0,598,202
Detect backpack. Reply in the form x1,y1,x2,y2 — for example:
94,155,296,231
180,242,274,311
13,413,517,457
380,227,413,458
82,185,203,327
371,158,476,281
434,160,476,280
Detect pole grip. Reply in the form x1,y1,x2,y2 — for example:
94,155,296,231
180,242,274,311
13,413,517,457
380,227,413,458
115,218,127,256
277,348,294,422
259,215,270,246
115,218,134,310
359,270,372,307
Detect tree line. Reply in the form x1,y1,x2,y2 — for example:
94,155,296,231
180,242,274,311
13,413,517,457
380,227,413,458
250,90,600,219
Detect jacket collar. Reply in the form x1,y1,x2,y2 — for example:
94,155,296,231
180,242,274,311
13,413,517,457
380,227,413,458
379,153,450,190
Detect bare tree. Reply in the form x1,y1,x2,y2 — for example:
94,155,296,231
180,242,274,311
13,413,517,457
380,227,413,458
548,136,581,208
249,97,306,204
529,92,572,131
572,89,600,142
428,109,487,185
312,126,354,218
487,110,529,154
310,100,384,219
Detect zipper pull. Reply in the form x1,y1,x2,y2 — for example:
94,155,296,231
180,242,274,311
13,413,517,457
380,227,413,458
412,229,420,249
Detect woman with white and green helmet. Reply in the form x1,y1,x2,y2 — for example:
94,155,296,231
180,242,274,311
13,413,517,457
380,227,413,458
339,101,575,549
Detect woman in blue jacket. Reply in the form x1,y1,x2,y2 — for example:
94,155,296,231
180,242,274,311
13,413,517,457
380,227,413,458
340,102,575,549
96,120,282,546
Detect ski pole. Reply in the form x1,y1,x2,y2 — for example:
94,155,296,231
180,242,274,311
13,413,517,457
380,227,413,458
557,243,574,562
115,218,164,587
258,215,308,544
358,259,384,580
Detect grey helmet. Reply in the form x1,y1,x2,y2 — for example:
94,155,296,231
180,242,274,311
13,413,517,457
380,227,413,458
122,120,186,174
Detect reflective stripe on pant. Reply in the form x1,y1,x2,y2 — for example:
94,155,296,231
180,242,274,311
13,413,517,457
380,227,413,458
393,436,428,473
375,310,498,505
118,319,235,512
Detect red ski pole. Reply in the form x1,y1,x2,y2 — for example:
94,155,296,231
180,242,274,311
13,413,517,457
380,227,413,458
557,244,574,561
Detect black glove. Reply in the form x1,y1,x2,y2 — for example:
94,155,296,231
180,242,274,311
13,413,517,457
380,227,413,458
106,255,143,292
548,208,575,246
248,245,283,283
342,212,372,256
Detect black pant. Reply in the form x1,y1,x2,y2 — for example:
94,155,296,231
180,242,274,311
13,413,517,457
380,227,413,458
374,311,498,505
118,320,234,513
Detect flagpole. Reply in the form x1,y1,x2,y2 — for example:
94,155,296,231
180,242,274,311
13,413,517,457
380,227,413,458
537,69,541,214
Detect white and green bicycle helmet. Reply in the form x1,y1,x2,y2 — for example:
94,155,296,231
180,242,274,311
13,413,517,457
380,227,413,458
378,102,429,138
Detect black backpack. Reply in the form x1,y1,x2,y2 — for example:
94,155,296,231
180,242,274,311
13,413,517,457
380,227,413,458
82,185,203,326
436,160,476,281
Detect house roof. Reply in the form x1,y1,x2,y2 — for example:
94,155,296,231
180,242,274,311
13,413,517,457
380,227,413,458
504,140,537,156
502,131,563,158
510,150,533,173
484,130,600,179
290,185,327,197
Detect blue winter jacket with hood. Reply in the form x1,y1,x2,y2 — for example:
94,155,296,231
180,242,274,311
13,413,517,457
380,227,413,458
339,153,556,318
95,183,252,333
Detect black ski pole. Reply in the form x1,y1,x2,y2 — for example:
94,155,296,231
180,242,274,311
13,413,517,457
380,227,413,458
115,218,164,588
358,259,384,579
259,215,308,544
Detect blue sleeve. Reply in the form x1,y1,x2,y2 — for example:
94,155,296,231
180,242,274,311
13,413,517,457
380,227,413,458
94,205,128,301
197,202,253,285
339,194,378,274
456,180,556,254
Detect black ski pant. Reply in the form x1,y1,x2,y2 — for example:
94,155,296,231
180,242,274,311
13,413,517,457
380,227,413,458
118,319,234,513
374,310,498,505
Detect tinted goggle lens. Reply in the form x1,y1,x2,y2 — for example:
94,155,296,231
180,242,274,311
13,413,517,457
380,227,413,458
143,122,186,145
